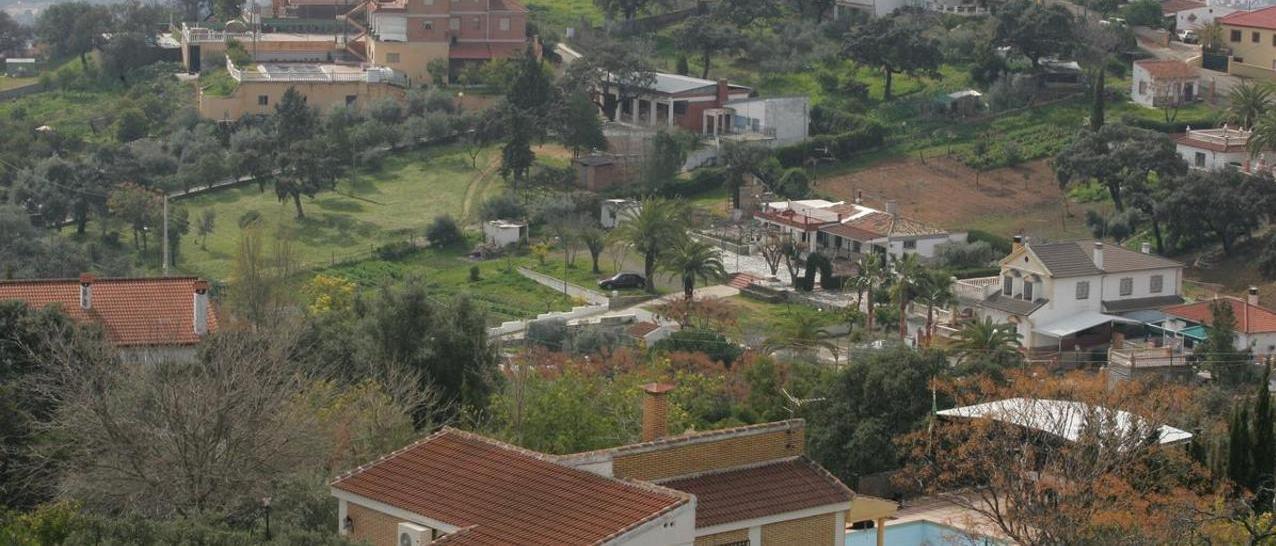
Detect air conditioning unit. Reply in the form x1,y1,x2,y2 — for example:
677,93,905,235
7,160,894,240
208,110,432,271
398,522,433,546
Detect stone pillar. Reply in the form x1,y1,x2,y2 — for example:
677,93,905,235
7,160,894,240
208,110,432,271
631,98,640,124
667,99,675,127
876,518,885,546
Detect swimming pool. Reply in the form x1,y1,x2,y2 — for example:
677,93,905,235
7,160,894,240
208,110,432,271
845,520,1007,546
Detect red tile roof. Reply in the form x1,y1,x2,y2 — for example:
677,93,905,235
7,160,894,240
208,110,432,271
1163,296,1276,333
1220,5,1276,29
1174,132,1248,153
1134,59,1198,80
489,0,528,12
331,428,689,545
1161,0,1206,15
660,457,852,527
0,276,218,346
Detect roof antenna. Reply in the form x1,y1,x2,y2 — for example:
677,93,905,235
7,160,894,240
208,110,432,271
781,388,826,418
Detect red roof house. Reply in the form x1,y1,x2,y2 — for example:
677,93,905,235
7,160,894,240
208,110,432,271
0,274,218,348
1163,291,1276,353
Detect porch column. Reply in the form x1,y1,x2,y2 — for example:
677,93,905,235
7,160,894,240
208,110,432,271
631,98,640,124
667,99,674,127
808,231,817,253
875,518,885,546
645,98,655,126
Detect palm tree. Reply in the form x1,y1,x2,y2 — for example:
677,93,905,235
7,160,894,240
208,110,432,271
889,253,923,339
661,238,727,300
1250,108,1276,158
1228,80,1274,129
951,317,1022,364
612,197,688,293
915,270,955,343
850,253,888,333
761,307,839,363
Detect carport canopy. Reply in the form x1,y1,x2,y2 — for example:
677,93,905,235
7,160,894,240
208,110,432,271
1033,311,1141,338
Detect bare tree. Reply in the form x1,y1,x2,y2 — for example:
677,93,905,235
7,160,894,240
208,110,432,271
897,371,1216,545
758,230,785,277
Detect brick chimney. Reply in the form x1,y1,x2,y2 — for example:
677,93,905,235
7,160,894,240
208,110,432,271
885,200,898,216
1093,242,1104,270
193,280,211,336
1012,235,1023,254
1250,286,1260,307
79,273,95,310
641,383,675,442
716,79,729,105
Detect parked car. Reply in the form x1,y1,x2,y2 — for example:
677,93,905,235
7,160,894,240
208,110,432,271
1177,29,1199,44
599,273,646,290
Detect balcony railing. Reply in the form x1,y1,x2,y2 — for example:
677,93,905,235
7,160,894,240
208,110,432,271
928,2,990,14
226,58,408,87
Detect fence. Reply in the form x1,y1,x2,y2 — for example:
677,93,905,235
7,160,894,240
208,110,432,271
0,82,46,102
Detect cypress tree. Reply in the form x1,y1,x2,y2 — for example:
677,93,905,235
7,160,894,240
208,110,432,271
1089,65,1105,132
1254,359,1274,510
1230,406,1254,490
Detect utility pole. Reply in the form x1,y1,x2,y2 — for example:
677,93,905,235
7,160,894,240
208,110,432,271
162,194,169,276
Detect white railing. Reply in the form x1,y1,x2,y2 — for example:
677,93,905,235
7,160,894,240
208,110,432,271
1108,346,1190,369
928,2,990,14
225,57,408,87
955,276,999,302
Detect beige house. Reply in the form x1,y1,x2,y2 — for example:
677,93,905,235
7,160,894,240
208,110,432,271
330,384,897,545
1221,6,1276,80
198,59,407,120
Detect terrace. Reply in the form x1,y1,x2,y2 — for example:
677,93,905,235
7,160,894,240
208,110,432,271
225,58,408,87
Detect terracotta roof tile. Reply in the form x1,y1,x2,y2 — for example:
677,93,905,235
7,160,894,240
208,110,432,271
1220,5,1276,29
1163,296,1276,333
1161,0,1206,15
660,457,852,527
1135,59,1198,80
331,428,688,545
0,276,218,346
1175,132,1248,153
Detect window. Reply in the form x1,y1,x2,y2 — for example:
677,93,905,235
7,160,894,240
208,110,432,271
673,101,687,114
1138,80,1147,95
1195,152,1206,167
257,95,268,106
1120,277,1133,296
1076,280,1090,300
1003,275,1014,296
1254,31,1261,43
1150,274,1164,293
1232,29,1242,42
424,0,433,4
449,17,459,30
423,20,433,30
345,95,357,106
1023,281,1034,301
472,16,481,30
903,240,917,250
852,241,862,253
386,52,400,63
499,17,509,31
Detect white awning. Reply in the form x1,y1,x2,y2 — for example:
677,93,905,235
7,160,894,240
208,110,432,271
938,398,1193,446
1033,311,1140,338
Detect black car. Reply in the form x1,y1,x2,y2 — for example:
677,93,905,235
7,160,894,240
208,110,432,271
599,273,646,290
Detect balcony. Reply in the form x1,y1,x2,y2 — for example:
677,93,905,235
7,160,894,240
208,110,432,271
927,2,990,15
226,57,408,87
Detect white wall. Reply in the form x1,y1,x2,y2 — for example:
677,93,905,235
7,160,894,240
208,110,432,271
1131,64,1155,108
1178,143,1249,171
611,502,696,546
728,97,811,146
1177,6,1238,30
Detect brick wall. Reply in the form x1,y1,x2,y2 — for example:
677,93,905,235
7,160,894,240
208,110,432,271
694,528,749,546
760,513,837,546
612,428,804,482
347,502,402,546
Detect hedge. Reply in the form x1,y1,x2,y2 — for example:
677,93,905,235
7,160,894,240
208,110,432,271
776,118,886,168
968,230,1012,255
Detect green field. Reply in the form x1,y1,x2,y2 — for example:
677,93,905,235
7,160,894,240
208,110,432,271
176,145,503,280
525,0,604,34
0,76,38,90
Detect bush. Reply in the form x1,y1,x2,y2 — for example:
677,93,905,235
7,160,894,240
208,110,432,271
937,240,998,269
375,240,418,260
478,193,526,222
652,328,743,365
426,215,464,248
469,265,481,282
1260,237,1276,280
114,108,148,142
527,317,567,350
967,230,1011,254
571,325,624,356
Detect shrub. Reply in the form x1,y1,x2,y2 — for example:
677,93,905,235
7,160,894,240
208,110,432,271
426,215,464,248
653,328,743,365
967,230,1011,254
1260,237,1276,280
937,240,998,269
238,210,262,229
527,317,567,350
571,325,624,356
375,241,418,260
478,193,526,222
469,265,481,282
114,108,148,142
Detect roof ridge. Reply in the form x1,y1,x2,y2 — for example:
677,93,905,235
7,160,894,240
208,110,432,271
557,419,805,461
0,275,203,285
329,427,453,486
652,456,802,483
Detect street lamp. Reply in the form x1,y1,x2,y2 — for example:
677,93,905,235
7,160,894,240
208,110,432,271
261,496,272,540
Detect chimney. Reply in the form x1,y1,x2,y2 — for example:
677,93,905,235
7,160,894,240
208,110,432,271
1141,242,1152,254
1093,242,1104,270
641,382,675,442
79,273,95,310
1012,235,1023,254
193,280,210,336
1249,286,1260,307
885,200,898,216
716,79,729,105
855,190,863,204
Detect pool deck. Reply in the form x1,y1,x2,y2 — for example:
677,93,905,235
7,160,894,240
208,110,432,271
887,496,1014,543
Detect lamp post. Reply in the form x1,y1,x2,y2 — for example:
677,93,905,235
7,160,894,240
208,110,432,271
456,91,465,115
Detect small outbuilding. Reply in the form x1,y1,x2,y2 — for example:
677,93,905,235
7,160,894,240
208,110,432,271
601,199,639,229
4,58,38,78
933,89,984,117
483,219,527,247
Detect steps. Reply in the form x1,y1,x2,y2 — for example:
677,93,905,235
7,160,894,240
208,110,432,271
727,272,762,290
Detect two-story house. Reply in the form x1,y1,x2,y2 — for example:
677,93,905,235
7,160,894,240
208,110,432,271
331,384,897,546
956,239,1184,351
1220,6,1276,81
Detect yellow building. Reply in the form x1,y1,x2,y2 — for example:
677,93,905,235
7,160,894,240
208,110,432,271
198,60,407,120
1220,6,1276,80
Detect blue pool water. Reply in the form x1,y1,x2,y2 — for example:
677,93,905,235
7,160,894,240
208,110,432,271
845,520,1006,546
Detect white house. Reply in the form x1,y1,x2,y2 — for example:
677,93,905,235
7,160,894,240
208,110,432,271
833,0,911,18
753,199,966,260
722,96,810,147
483,219,527,247
1161,288,1276,354
955,239,1184,350
1172,4,1240,30
1176,125,1256,171
1131,59,1199,109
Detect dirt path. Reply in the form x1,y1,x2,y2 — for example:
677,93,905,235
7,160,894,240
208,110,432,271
461,155,502,223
